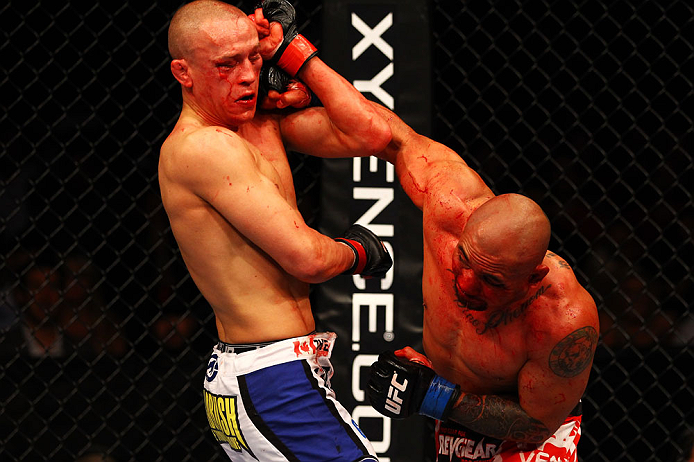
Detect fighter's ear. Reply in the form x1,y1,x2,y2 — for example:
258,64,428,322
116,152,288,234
528,264,549,286
171,59,192,88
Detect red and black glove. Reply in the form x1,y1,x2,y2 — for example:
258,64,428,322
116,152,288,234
256,0,318,76
335,224,392,278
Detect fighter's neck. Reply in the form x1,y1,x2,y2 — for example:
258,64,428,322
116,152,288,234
178,101,249,131
473,284,552,335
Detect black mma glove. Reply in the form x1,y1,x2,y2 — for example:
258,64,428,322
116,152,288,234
259,63,291,96
368,351,461,420
335,224,392,278
257,0,318,76
258,63,321,108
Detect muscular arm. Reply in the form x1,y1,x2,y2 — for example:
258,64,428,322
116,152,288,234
450,393,550,443
170,127,354,283
279,57,392,158
448,323,598,443
388,346,556,442
370,103,493,211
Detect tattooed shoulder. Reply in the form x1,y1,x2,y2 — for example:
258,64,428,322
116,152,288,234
546,251,571,270
548,326,598,378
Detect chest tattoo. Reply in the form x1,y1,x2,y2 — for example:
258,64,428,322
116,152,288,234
458,285,552,335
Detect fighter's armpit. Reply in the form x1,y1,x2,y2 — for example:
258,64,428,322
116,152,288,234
548,326,599,378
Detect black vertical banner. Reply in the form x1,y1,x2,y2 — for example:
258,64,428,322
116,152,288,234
315,1,431,460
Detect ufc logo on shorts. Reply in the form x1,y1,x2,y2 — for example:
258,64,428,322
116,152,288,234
385,372,407,414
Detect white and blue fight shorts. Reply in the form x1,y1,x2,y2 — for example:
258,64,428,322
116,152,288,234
203,332,378,461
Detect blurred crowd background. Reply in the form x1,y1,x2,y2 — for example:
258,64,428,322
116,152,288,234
1,1,692,461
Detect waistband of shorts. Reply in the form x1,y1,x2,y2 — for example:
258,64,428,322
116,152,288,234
212,331,336,375
214,331,319,354
216,339,281,354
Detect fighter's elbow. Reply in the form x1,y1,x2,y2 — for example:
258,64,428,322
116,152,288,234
526,428,554,445
518,416,563,444
365,118,393,155
285,249,332,284
371,118,393,153
291,263,326,284
347,116,392,156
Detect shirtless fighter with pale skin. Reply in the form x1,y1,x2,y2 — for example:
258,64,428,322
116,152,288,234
159,1,391,460
366,105,599,461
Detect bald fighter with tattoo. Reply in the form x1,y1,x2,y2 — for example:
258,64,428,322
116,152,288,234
366,104,599,462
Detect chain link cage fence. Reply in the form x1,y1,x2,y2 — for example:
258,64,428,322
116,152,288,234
1,1,692,461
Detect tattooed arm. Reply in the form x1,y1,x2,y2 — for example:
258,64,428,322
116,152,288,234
448,313,599,443
448,393,552,443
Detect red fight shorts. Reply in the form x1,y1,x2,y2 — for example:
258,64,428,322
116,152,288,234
435,413,582,462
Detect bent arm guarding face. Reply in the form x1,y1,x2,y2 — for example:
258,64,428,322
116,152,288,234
168,127,356,283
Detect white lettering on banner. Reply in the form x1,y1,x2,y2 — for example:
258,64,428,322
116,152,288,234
371,156,395,183
351,354,378,402
351,12,395,108
352,157,394,183
352,405,392,460
354,63,394,109
353,187,394,237
351,293,393,351
350,9,396,461
351,13,393,60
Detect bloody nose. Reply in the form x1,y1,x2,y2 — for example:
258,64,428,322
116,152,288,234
455,269,480,296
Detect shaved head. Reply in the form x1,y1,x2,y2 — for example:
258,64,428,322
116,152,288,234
168,0,247,59
466,193,551,276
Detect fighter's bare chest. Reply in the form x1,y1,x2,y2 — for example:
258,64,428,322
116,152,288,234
421,235,528,388
423,298,528,390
